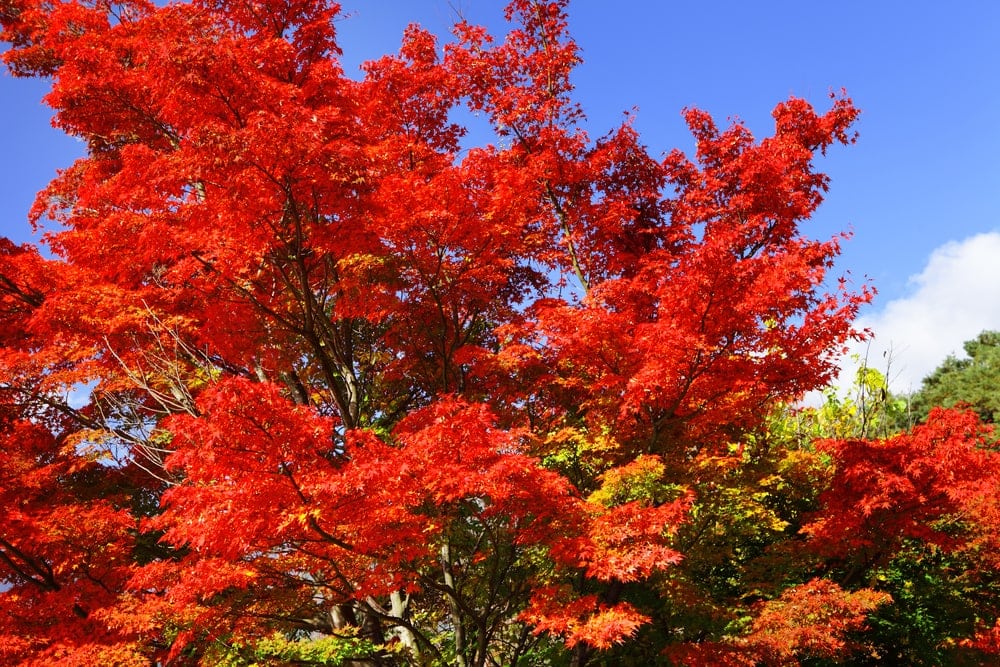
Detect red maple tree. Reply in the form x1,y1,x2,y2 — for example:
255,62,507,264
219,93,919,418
7,1,995,666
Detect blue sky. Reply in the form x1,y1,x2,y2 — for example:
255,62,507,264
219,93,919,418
2,1,998,391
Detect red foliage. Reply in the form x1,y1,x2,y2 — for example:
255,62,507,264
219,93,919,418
0,409,144,664
520,586,649,649
0,0,890,663
666,579,890,666
804,408,1000,568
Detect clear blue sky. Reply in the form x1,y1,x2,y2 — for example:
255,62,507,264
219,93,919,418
2,1,998,387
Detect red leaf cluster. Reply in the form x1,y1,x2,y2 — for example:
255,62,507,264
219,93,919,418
0,0,922,664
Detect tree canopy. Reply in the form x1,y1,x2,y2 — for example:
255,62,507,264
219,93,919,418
2,1,1000,665
907,330,1000,426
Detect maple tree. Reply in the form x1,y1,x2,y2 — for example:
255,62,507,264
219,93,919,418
4,0,1000,665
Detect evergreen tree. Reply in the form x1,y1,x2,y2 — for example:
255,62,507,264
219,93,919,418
909,331,1000,424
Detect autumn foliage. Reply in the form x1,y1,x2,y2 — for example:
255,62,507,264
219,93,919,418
3,1,1000,665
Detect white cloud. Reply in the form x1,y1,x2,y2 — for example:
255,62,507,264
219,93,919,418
843,231,1000,395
